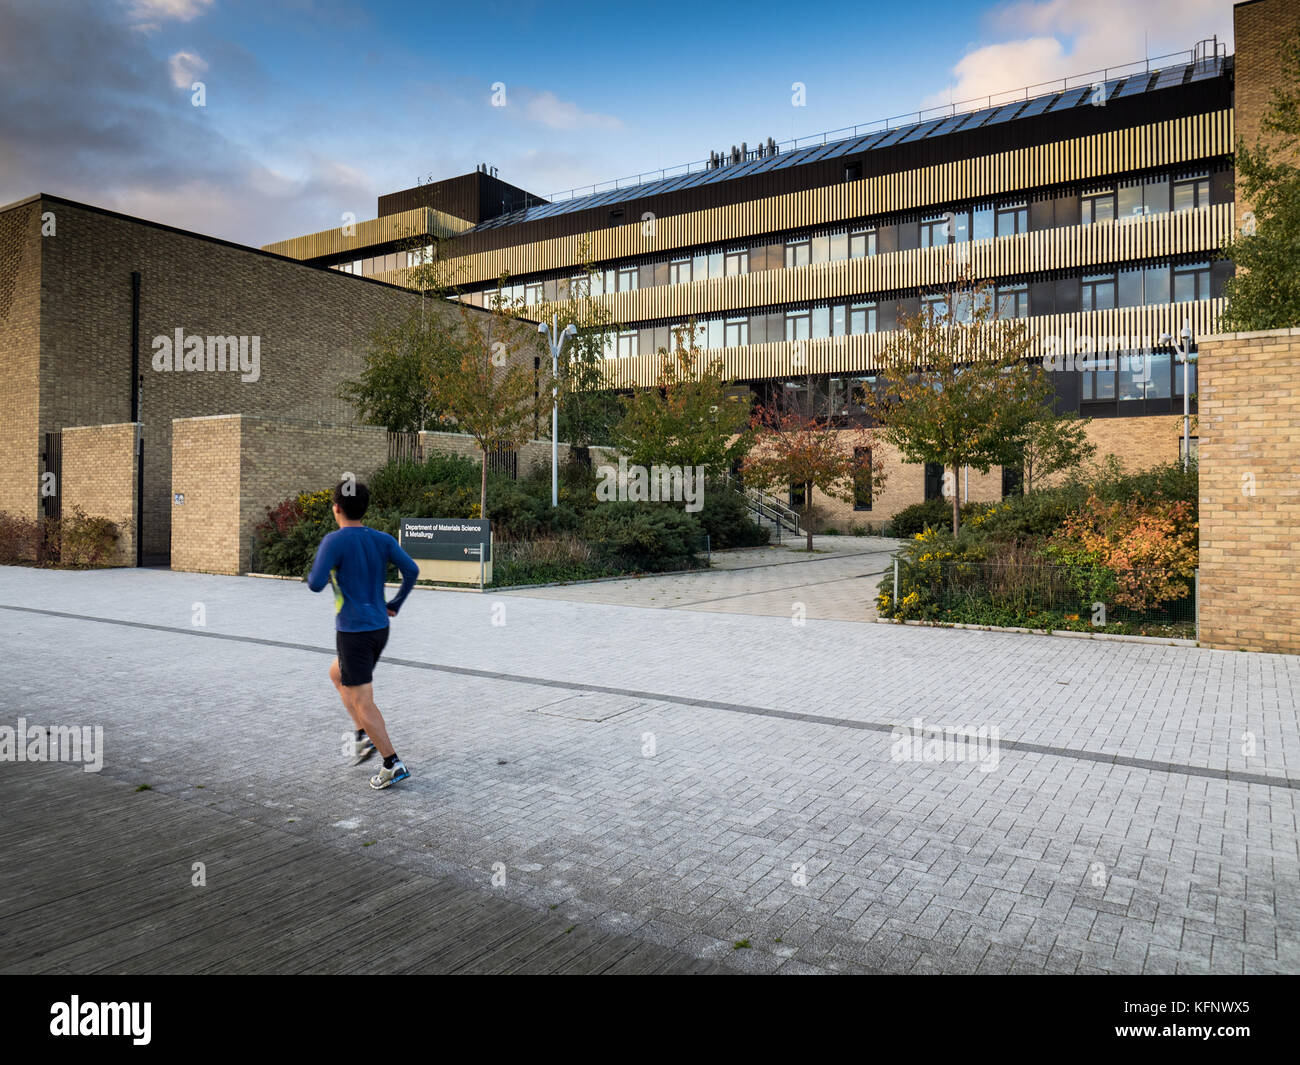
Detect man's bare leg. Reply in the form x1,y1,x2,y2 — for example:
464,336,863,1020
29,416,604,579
329,659,364,732
341,682,395,759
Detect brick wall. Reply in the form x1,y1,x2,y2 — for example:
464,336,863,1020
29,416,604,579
171,414,388,575
0,199,42,523
1235,0,1300,214
60,422,138,565
1197,326,1300,654
170,415,243,575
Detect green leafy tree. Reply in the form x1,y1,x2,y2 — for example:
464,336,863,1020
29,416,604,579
862,282,1050,536
339,312,447,432
1016,409,1097,494
426,301,551,520
741,377,886,551
1220,28,1300,330
552,242,624,451
614,325,752,476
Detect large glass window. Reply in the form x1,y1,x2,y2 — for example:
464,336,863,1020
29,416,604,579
995,285,1028,318
1118,268,1144,308
1173,174,1210,212
724,248,749,275
724,318,748,347
1145,264,1170,305
618,265,638,292
849,229,877,258
669,258,690,285
706,318,723,350
1173,356,1198,396
1174,262,1210,302
921,216,950,247
853,448,873,510
1146,350,1172,399
707,250,723,279
811,234,831,263
811,305,831,338
785,309,810,341
1118,352,1149,401
1082,187,1116,224
829,230,848,261
832,304,847,337
616,331,638,359
972,204,995,241
849,302,877,334
996,202,1028,237
785,239,810,269
1082,359,1116,401
1082,273,1117,311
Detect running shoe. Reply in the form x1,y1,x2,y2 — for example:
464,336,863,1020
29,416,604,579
369,760,410,790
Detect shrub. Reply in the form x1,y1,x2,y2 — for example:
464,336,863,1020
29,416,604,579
58,507,121,567
0,510,45,565
887,498,991,538
1047,494,1197,610
690,481,769,549
580,502,704,571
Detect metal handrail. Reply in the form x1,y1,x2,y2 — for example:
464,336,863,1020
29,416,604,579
543,46,1225,203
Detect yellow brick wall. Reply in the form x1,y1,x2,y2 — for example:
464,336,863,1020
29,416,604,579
0,200,42,523
171,414,389,575
171,415,243,575
1197,326,1300,654
1235,0,1300,218
60,422,138,565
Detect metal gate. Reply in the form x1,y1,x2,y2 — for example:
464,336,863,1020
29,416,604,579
41,431,61,520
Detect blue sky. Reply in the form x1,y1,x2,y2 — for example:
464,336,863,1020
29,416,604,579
0,0,1236,246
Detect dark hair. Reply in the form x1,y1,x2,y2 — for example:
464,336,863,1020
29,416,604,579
333,480,370,520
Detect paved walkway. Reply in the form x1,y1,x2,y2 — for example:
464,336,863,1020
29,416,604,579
507,535,898,622
2,564,1298,974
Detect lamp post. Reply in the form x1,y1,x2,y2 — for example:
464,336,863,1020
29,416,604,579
1160,318,1196,471
537,315,577,507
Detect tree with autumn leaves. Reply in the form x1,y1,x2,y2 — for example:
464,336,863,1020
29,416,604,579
741,377,886,552
862,282,1050,536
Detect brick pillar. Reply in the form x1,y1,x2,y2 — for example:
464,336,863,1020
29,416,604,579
60,422,140,567
1197,327,1300,654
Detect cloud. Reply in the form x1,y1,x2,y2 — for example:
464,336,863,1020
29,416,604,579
925,0,1233,108
167,50,208,89
522,90,622,132
0,1,372,246
124,0,215,22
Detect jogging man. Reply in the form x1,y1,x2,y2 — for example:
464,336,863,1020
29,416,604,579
307,479,420,790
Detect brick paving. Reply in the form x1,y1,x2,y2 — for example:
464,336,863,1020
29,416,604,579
1,563,1298,974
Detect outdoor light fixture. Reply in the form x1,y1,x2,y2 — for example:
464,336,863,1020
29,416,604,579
537,316,578,507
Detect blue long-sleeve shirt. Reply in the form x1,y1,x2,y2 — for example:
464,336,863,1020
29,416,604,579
307,526,420,632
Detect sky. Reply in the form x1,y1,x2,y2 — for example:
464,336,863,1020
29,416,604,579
0,0,1237,248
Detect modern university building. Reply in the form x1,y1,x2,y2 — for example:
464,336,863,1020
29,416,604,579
264,0,1295,526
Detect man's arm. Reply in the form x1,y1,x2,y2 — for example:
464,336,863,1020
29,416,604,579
306,533,338,592
384,535,420,615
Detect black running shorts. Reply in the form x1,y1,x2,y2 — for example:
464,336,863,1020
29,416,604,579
336,626,390,687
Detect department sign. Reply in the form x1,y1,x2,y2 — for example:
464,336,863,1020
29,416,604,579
400,518,491,562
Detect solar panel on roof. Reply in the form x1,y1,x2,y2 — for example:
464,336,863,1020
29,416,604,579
1017,93,1057,118
926,113,967,137
872,124,915,147
465,54,1225,234
1114,72,1153,97
984,100,1027,125
1048,86,1090,111
768,146,821,169
1152,63,1190,89
954,105,999,130
898,117,947,142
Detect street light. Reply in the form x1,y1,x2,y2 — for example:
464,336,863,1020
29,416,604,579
1159,318,1196,471
537,315,578,507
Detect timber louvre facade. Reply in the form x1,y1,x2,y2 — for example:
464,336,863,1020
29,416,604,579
260,5,1288,524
